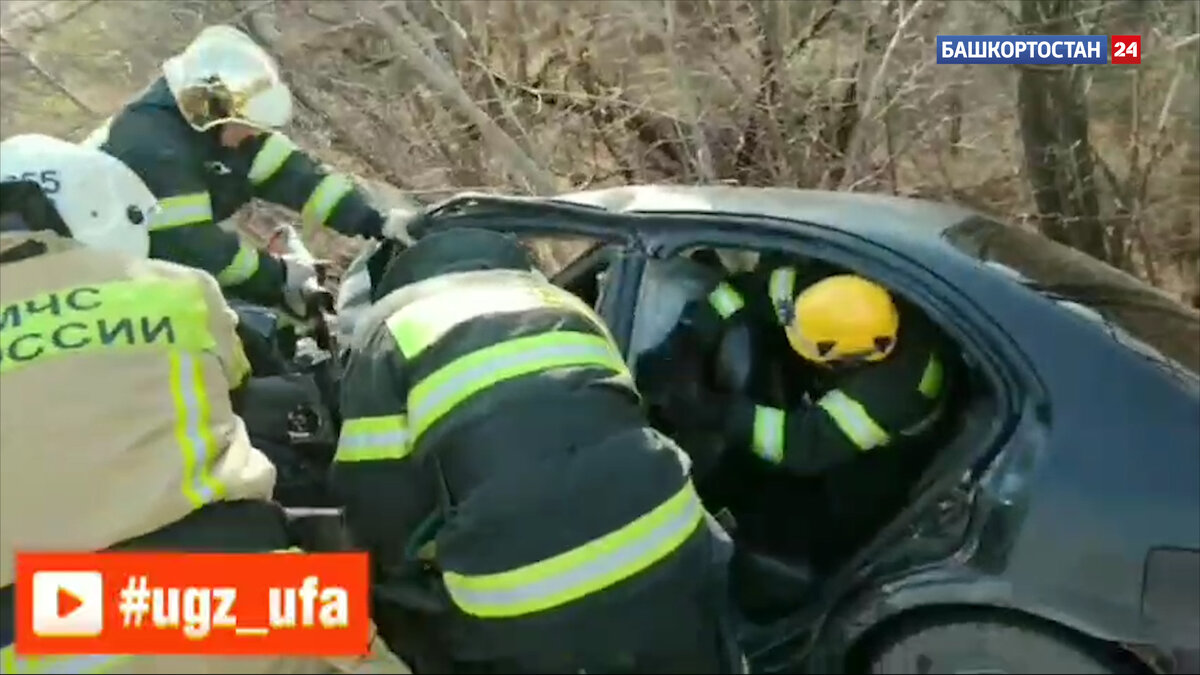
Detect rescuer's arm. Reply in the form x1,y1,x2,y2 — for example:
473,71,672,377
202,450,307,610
722,374,892,476
239,132,386,240
329,326,436,574
104,109,286,307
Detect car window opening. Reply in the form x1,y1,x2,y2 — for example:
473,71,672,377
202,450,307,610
621,241,1000,627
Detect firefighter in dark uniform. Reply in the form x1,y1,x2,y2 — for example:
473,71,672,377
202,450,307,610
643,266,951,562
329,227,745,674
90,25,414,320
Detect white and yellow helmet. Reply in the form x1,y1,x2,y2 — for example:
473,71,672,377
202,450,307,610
0,134,159,258
163,25,293,132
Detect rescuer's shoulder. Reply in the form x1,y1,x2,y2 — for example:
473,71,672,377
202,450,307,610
128,257,227,299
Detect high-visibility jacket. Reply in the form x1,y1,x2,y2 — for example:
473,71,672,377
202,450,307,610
677,263,951,475
0,232,410,674
330,268,719,660
96,77,386,308
0,231,272,574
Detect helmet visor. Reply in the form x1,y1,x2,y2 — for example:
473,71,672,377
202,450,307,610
175,76,275,132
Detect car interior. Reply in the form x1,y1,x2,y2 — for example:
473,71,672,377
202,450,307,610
549,238,1002,627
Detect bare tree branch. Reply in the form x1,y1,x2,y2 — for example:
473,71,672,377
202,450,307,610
838,0,926,190
662,0,717,183
363,2,559,195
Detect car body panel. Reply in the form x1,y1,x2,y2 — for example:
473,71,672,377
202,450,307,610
406,186,1200,669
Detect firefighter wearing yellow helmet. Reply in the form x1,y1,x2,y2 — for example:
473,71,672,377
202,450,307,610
89,25,415,325
643,258,949,480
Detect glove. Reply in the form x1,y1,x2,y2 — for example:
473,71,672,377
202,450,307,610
279,253,320,324
380,207,420,245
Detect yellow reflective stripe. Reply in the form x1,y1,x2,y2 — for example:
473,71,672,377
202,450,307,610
387,282,615,360
389,287,553,360
150,192,213,230
0,279,217,375
230,337,252,388
248,133,298,185
751,405,786,464
406,332,629,444
443,479,704,618
168,351,226,509
707,282,745,319
301,174,354,229
918,353,944,399
335,414,412,462
215,243,260,286
817,389,890,450
769,266,798,324
0,646,132,674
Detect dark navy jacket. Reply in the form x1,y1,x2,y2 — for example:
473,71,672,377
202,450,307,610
100,77,385,306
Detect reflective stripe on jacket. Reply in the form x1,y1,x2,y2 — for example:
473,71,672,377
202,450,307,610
705,265,800,325
331,269,704,621
0,232,274,588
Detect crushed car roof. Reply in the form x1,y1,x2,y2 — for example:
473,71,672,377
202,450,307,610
553,184,984,241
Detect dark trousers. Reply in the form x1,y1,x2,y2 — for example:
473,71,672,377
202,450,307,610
453,597,739,674
452,515,744,675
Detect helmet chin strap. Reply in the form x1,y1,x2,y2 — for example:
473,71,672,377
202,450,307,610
0,182,73,238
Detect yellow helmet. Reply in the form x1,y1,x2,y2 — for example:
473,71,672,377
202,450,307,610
784,274,900,365
163,25,293,132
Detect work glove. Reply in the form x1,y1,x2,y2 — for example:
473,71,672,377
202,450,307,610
380,207,420,245
279,253,321,326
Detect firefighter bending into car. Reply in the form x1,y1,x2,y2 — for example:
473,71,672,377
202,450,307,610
640,258,951,562
89,24,415,324
329,227,745,674
0,134,410,674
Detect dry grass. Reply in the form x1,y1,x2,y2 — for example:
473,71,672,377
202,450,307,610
1,0,1197,300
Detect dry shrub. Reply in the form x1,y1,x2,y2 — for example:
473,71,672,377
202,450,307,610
231,0,1196,300
3,0,1195,298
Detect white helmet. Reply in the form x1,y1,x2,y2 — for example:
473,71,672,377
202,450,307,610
163,25,293,132
0,134,158,258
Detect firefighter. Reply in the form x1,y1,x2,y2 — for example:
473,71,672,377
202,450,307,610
645,269,950,479
329,227,744,674
0,134,409,674
89,24,414,323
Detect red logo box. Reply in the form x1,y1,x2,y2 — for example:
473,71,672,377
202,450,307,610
15,552,371,657
1110,35,1141,65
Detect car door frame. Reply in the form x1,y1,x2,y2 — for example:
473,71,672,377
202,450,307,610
621,213,1033,671
549,240,648,355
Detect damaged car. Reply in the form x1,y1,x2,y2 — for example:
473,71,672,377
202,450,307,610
337,185,1200,674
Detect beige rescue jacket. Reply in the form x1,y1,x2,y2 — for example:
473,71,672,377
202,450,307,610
0,232,411,674
0,231,273,586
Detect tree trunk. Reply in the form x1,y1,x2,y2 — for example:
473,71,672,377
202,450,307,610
1015,0,1108,262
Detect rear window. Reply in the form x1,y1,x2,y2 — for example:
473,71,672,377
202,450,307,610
945,216,1200,376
